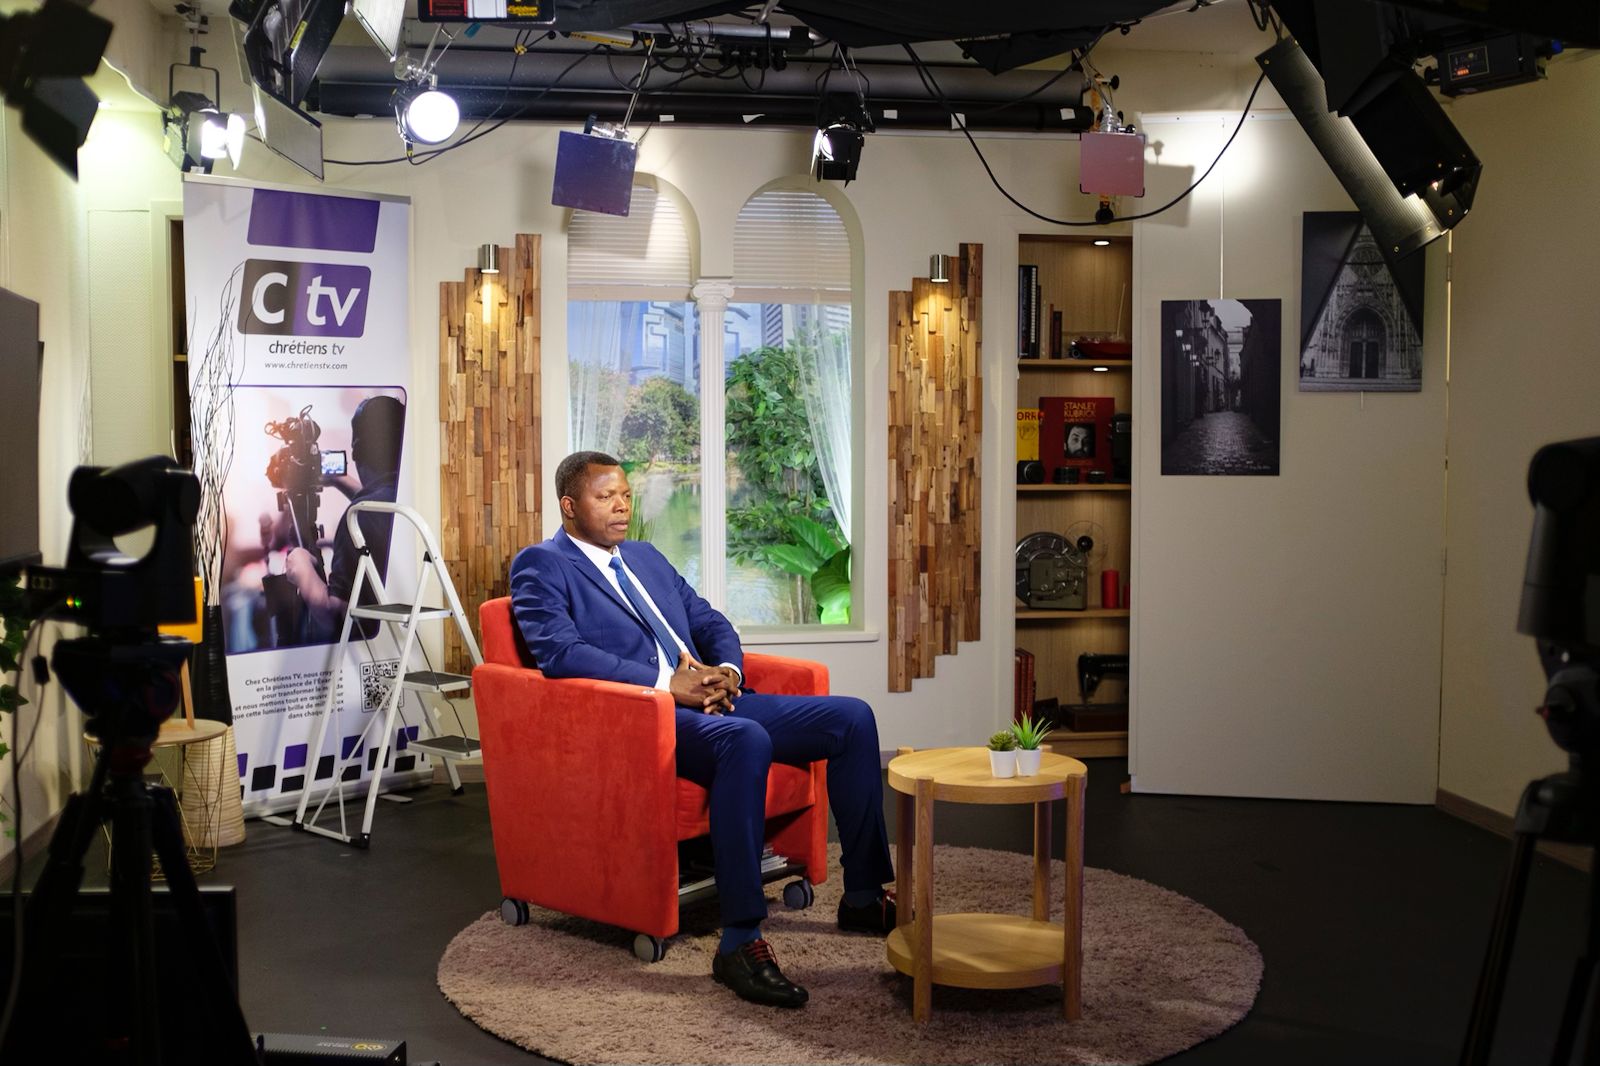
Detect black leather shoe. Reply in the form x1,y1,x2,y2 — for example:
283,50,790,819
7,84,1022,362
712,939,808,1008
837,890,897,934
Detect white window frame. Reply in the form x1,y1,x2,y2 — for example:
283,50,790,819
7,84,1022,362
566,179,868,638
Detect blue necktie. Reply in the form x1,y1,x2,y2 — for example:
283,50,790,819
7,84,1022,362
609,556,685,664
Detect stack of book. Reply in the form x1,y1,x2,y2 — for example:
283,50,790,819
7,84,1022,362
1014,647,1036,723
1017,265,1040,358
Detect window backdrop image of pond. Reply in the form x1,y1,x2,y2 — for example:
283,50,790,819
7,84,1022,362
625,467,828,627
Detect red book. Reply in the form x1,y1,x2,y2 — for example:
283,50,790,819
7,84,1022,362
1039,396,1115,475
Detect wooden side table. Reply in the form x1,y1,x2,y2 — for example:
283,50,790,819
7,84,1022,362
85,716,228,876
885,746,1088,1024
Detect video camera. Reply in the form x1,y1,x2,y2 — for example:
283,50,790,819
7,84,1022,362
25,456,199,632
1517,435,1600,758
265,403,328,549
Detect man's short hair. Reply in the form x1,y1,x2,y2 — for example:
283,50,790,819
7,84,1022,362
555,450,621,501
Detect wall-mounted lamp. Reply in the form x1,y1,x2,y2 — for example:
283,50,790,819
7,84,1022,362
479,243,500,324
929,253,951,284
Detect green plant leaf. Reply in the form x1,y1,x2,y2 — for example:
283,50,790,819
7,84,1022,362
811,546,851,624
785,515,842,563
765,543,825,577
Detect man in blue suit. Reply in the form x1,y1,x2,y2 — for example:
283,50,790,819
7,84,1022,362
510,451,896,1009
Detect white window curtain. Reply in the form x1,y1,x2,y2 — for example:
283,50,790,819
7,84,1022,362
732,190,854,542
566,183,694,455
795,320,852,541
567,301,627,454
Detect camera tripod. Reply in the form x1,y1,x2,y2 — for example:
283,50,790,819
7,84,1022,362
1461,656,1598,1066
1,635,257,1066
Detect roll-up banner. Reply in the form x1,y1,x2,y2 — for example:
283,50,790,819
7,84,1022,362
182,175,430,816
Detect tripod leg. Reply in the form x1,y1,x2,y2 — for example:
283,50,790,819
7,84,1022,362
147,785,259,1066
2,755,108,1062
107,774,162,1066
1461,829,1538,1066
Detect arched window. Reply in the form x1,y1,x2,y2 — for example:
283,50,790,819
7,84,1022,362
566,182,703,585
724,188,857,626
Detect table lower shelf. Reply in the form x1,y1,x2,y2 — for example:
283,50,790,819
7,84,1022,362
886,913,1066,990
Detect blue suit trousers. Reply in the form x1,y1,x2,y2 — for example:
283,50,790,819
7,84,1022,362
673,693,895,928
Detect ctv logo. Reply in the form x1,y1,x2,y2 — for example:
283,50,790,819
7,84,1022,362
237,259,371,337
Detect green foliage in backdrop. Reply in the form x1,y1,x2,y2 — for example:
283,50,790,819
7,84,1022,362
725,342,850,623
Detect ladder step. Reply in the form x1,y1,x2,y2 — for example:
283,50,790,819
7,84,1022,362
408,735,481,759
402,670,472,692
349,603,453,621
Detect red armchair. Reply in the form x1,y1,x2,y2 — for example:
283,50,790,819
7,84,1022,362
473,597,830,960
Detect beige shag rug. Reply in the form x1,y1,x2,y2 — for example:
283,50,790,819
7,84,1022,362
438,845,1262,1065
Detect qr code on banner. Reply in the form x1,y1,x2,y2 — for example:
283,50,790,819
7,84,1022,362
359,659,401,713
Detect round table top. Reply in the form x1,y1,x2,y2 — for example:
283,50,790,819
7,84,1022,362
86,718,227,749
887,746,1087,805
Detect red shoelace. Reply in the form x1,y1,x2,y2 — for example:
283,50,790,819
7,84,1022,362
744,939,778,964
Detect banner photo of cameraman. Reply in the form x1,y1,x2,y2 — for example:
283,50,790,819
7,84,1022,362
183,176,425,817
221,386,407,653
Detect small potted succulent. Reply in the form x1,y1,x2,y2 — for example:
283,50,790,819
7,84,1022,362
987,730,1018,778
1012,714,1046,776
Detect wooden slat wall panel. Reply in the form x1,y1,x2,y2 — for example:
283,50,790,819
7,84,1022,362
888,244,983,692
440,234,542,672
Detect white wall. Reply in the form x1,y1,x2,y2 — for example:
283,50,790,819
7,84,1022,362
0,70,182,863
1437,52,1600,816
1130,109,1449,802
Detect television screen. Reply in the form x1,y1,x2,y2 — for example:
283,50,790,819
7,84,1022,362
418,0,555,23
0,287,42,573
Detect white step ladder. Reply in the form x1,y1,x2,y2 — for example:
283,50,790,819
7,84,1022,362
291,501,483,848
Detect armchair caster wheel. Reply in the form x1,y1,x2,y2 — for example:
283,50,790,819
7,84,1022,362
499,897,529,926
782,878,815,909
632,934,667,963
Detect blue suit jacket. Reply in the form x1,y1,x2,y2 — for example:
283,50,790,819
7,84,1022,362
509,528,743,688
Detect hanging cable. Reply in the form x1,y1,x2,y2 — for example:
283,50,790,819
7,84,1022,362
326,44,601,166
902,43,1268,227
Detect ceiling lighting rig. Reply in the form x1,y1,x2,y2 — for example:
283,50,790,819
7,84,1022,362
164,14,247,173
811,47,873,183
392,27,460,151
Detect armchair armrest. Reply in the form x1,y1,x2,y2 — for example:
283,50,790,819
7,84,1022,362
744,652,829,697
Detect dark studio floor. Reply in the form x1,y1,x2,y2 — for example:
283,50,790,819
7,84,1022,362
29,756,1589,1066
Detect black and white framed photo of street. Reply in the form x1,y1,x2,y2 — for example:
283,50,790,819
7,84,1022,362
1160,299,1281,476
1299,211,1424,392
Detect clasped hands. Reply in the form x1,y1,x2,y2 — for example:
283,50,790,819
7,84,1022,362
669,651,741,714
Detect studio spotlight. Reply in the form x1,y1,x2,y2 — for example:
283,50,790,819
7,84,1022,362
0,0,113,178
393,79,458,145
812,91,872,184
164,47,247,173
165,91,246,171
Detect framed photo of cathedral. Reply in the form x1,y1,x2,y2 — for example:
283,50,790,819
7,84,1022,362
1299,211,1424,392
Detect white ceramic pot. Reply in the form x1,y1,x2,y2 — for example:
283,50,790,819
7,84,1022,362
988,749,1018,778
1015,748,1042,777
